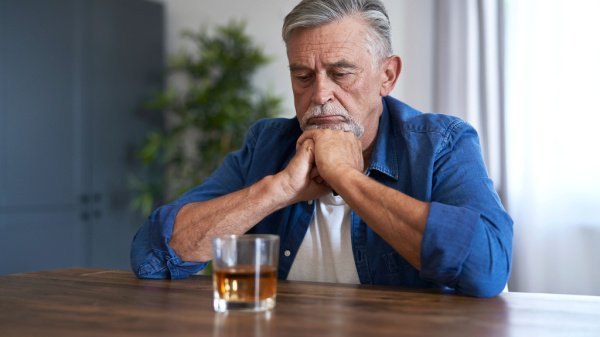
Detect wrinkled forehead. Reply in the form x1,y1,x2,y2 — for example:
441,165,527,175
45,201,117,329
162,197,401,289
286,17,372,65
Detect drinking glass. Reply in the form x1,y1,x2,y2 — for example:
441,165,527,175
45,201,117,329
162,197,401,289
211,234,279,312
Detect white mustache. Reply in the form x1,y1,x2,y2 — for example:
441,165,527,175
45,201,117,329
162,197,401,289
303,103,348,121
300,103,364,138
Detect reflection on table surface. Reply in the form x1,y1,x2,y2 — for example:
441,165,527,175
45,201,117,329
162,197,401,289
213,310,274,337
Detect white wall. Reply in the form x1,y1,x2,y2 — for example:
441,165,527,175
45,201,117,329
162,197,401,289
151,0,436,117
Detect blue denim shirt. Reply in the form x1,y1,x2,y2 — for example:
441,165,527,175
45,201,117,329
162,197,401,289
130,96,513,297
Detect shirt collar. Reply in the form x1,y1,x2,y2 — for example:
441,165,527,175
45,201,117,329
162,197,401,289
367,97,399,180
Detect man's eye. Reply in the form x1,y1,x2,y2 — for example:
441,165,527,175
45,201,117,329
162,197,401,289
294,74,313,82
332,72,349,80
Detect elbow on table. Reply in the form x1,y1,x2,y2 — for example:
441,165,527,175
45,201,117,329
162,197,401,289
130,231,172,279
455,269,510,298
130,235,209,280
459,281,506,298
130,249,170,280
131,264,167,280
456,220,513,298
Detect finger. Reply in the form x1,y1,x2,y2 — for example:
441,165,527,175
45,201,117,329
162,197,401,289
311,172,325,184
297,129,318,149
309,166,320,179
307,182,331,199
290,138,315,175
302,138,315,157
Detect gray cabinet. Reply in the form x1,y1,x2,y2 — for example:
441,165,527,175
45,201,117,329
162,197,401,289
0,0,164,274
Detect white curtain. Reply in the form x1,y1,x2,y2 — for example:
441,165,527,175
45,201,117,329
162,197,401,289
434,0,600,295
504,0,600,295
432,0,506,201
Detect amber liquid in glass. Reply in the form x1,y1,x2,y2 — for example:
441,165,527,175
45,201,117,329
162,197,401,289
213,265,277,302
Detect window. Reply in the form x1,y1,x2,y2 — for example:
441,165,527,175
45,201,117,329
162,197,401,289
505,0,600,294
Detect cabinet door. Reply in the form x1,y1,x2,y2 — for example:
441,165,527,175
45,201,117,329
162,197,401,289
0,0,86,274
0,0,164,274
85,0,164,269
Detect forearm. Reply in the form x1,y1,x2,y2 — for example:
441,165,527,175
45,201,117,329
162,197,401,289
170,137,328,262
333,171,511,296
169,174,290,262
330,169,430,269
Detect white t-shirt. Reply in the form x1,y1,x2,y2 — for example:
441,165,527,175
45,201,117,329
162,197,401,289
287,193,360,284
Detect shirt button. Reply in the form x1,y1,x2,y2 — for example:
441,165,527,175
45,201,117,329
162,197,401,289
284,250,291,257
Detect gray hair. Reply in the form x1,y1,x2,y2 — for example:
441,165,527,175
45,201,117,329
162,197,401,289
282,0,392,63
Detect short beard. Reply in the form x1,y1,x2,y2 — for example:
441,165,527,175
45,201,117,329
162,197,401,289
300,103,364,138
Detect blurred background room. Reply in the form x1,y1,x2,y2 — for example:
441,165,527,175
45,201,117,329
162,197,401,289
1,0,598,295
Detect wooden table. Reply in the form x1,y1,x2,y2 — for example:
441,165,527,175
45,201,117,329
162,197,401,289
1,268,599,337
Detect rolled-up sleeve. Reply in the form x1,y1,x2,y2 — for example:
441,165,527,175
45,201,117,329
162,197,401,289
130,203,207,279
419,122,513,297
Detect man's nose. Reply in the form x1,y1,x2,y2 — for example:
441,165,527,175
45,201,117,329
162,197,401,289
311,75,334,105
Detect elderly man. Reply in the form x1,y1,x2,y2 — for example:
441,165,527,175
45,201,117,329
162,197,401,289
130,0,512,297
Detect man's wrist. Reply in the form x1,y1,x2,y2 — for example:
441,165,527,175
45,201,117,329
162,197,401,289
325,167,364,195
260,173,296,209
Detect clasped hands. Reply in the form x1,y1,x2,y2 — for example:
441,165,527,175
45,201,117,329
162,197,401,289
278,128,364,203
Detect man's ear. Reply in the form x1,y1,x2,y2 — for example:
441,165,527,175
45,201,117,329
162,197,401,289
380,55,402,96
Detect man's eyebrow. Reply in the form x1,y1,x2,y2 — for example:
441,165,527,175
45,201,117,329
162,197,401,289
289,64,310,72
288,61,359,72
327,60,359,70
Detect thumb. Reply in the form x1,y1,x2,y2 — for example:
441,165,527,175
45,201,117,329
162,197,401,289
287,138,315,177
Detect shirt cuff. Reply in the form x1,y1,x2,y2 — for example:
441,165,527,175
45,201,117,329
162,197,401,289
135,203,207,279
419,201,480,286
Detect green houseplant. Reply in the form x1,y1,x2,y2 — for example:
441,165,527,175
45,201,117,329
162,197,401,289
131,22,282,216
